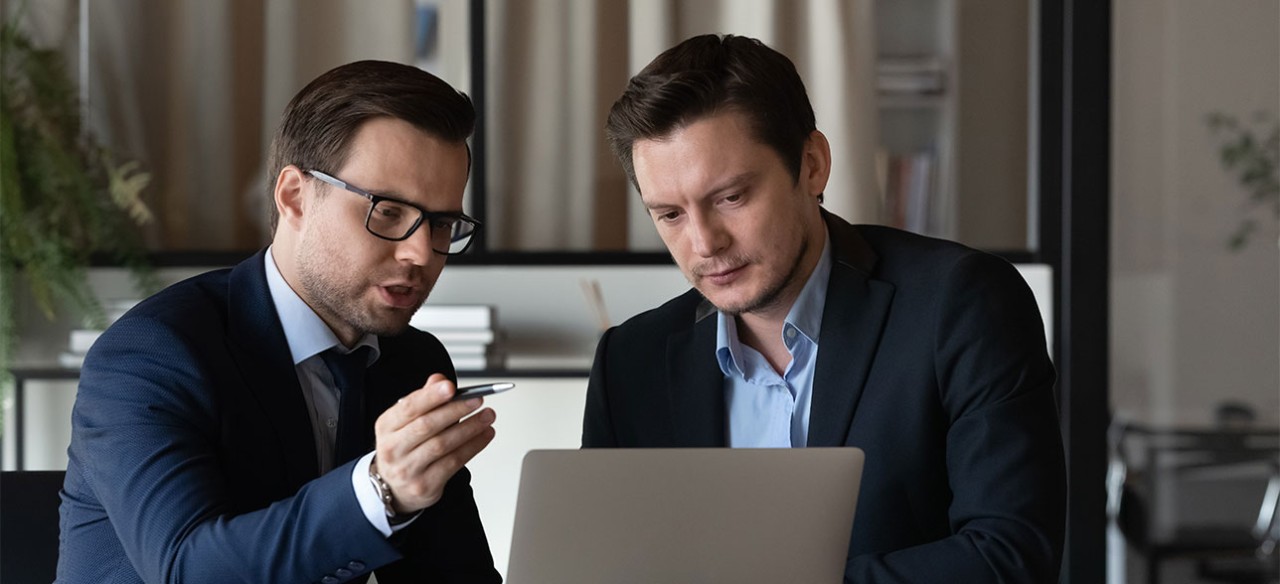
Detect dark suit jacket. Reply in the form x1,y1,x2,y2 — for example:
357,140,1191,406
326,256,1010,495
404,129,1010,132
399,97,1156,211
58,250,501,584
584,212,1066,583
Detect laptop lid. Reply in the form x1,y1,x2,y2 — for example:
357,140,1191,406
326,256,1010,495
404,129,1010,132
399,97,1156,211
506,448,864,584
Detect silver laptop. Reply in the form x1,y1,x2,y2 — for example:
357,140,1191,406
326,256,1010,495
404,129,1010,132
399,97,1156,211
506,448,864,584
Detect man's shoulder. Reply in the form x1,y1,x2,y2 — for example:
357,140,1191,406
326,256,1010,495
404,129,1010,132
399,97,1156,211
80,267,240,377
847,224,1014,284
841,225,1037,326
852,224,979,263
124,268,236,328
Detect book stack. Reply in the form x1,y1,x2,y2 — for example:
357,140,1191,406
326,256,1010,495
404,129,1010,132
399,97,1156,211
876,57,947,95
875,148,937,236
409,304,503,371
58,299,140,368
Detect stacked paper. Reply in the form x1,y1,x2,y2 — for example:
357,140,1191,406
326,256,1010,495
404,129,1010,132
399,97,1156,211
410,304,503,371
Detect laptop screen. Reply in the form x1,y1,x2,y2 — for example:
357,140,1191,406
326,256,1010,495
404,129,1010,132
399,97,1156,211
506,448,864,584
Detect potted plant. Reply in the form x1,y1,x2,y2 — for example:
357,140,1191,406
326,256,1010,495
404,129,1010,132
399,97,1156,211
1206,111,1279,251
0,12,156,379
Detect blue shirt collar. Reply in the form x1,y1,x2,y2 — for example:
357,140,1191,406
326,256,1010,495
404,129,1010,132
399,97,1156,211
715,234,832,377
264,246,379,366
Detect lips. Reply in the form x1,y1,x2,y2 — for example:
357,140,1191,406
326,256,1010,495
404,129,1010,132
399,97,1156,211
378,283,424,309
699,264,746,286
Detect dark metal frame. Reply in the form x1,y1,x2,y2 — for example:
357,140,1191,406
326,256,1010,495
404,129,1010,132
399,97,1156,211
468,0,489,254
1039,1,1111,582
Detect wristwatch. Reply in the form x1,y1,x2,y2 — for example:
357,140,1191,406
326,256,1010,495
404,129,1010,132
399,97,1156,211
368,456,415,526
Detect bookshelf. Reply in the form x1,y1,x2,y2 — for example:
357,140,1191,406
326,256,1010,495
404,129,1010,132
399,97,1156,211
874,0,1032,250
875,0,958,240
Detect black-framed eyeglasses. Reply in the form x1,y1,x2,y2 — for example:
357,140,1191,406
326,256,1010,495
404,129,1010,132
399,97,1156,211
304,169,481,255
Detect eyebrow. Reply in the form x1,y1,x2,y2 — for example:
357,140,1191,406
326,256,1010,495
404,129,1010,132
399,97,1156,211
352,183,464,215
642,171,758,210
353,182,403,200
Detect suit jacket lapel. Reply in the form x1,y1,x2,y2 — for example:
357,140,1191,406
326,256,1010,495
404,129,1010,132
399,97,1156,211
363,363,392,455
362,336,440,453
808,213,895,447
226,249,321,487
667,301,726,447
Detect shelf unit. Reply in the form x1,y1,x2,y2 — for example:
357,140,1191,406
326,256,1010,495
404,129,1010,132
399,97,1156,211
874,0,958,240
874,0,1034,251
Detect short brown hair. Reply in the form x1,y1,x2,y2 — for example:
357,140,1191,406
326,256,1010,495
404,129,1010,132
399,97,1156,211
604,34,816,191
267,60,475,230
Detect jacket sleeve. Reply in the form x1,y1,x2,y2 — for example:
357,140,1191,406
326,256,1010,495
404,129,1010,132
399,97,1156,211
374,466,502,584
65,315,498,584
845,252,1067,584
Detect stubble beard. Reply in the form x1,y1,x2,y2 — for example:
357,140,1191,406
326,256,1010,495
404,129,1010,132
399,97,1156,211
692,235,810,317
295,244,429,339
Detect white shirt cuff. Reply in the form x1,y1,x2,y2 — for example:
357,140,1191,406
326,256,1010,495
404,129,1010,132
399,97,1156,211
351,451,420,536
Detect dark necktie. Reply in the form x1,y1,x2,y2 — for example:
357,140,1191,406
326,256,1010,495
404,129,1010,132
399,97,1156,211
320,346,373,467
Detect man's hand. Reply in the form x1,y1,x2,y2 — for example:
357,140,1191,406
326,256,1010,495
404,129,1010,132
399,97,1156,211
373,374,497,513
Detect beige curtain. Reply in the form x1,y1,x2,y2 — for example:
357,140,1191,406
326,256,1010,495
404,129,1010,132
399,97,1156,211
84,0,424,251
26,0,875,253
486,0,880,251
485,0,632,251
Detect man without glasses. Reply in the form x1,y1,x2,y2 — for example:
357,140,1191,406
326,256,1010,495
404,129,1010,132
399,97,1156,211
584,34,1067,583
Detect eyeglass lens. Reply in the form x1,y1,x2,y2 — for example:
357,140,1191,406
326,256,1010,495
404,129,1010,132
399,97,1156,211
368,199,475,254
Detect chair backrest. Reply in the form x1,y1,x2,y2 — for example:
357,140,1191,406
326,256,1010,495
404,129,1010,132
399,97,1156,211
1109,422,1280,549
1256,471,1280,557
1,470,65,584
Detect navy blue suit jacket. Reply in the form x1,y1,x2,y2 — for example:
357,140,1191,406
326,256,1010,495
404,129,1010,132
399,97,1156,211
58,251,501,584
583,212,1066,583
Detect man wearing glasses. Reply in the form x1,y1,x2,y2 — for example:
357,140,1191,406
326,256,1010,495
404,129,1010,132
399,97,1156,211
58,61,500,583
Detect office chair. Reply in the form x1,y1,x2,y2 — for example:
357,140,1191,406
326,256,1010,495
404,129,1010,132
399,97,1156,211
1196,471,1280,583
1108,420,1280,584
1,470,65,584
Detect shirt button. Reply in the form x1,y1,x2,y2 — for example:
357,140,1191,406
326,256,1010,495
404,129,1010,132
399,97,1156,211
347,561,366,571
321,577,339,584
785,327,797,339
335,568,353,578
326,418,338,428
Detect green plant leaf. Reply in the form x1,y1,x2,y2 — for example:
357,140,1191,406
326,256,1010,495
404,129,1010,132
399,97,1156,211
1,11,154,375
1208,110,1280,250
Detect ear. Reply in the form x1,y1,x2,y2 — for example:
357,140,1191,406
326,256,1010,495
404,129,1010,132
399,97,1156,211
274,165,309,231
801,130,832,198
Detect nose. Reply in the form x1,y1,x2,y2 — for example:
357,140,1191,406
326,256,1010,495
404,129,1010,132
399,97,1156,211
394,223,436,266
687,211,728,258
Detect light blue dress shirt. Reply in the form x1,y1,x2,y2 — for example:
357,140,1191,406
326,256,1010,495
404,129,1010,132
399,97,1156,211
716,236,832,448
264,247,414,536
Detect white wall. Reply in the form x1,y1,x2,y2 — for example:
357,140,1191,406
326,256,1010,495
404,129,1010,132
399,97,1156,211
1111,0,1280,427
460,376,588,577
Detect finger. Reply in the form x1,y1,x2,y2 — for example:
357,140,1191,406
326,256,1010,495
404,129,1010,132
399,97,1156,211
376,374,467,433
392,407,495,473
375,375,453,435
378,395,486,461
410,425,498,509
378,410,497,510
